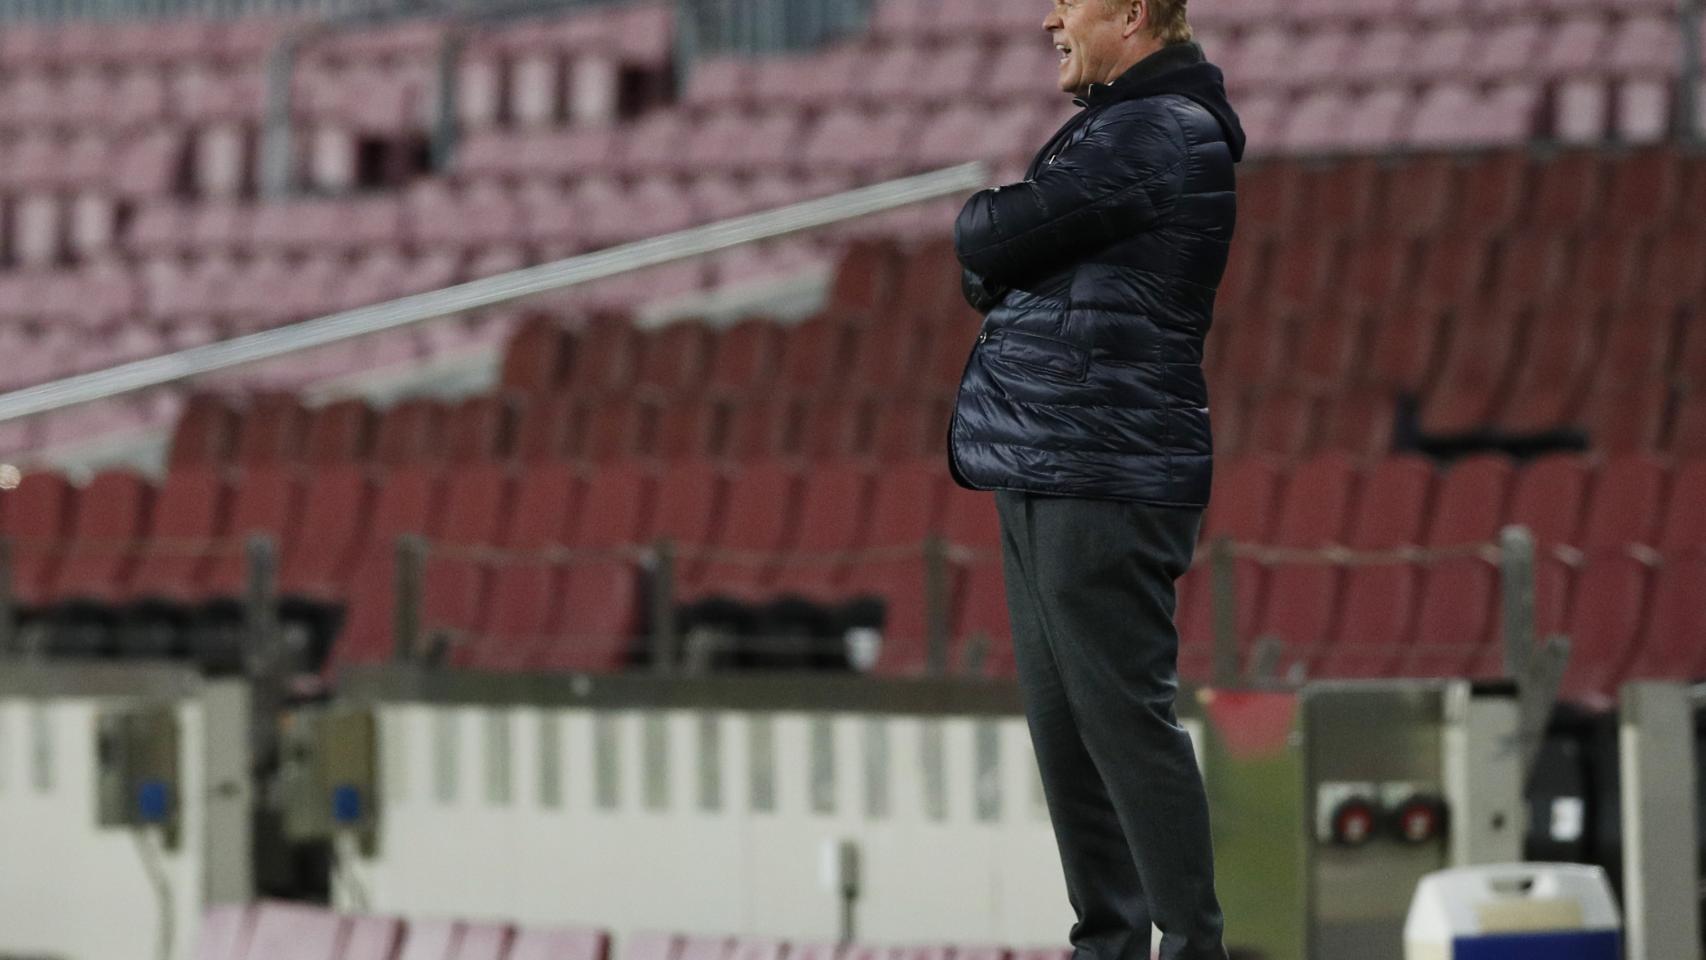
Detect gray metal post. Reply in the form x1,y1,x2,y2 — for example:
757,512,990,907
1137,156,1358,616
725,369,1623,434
243,534,280,676
1681,0,1703,145
0,536,15,658
923,535,950,677
650,540,677,674
260,32,303,199
430,29,465,173
1620,682,1703,960
1498,525,1536,681
393,535,428,665
1209,537,1239,688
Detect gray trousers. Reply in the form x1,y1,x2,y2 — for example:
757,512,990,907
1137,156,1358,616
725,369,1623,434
995,491,1227,960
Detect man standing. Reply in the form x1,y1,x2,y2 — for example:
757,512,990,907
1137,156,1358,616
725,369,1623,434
948,2,1243,958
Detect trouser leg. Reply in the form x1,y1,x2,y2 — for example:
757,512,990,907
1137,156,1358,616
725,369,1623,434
997,491,1227,960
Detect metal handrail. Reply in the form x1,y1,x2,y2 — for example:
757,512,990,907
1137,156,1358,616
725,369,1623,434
0,162,987,425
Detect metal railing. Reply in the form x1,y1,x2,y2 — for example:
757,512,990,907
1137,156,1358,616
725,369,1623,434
0,162,987,426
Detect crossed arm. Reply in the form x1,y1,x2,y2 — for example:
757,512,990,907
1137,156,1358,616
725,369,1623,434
954,101,1185,294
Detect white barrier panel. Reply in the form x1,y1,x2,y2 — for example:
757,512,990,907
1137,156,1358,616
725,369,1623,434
1404,864,1621,960
0,673,251,960
344,702,1207,945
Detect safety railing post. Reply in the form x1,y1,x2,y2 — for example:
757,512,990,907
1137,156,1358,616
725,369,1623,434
1501,524,1571,785
0,536,15,658
243,534,281,676
1499,525,1536,681
394,535,427,665
651,539,678,674
923,535,950,677
1209,537,1239,688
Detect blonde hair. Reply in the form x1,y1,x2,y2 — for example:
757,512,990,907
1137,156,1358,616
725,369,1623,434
1109,0,1193,44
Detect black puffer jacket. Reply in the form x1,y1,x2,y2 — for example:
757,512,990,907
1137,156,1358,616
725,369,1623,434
948,42,1245,507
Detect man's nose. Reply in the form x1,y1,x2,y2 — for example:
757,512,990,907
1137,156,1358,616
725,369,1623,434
1043,9,1061,30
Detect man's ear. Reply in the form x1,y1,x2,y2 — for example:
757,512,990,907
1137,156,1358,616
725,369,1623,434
1122,0,1149,39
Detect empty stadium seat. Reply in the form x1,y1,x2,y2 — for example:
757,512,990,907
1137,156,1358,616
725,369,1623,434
1318,456,1436,678
126,466,229,608
344,916,405,960
511,929,609,960
1401,455,1515,678
52,469,154,607
243,901,342,960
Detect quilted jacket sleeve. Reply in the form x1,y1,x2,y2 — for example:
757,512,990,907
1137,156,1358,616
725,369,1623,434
953,100,1185,285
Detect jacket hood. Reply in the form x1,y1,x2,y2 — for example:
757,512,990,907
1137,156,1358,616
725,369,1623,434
1081,42,1246,162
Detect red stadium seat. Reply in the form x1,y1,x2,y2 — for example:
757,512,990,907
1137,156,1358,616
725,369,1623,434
1623,556,1706,687
868,394,950,464
648,458,727,584
1178,457,1285,677
371,462,516,663
303,398,376,465
1318,456,1435,678
373,397,449,467
849,459,951,673
1581,454,1668,552
127,467,229,605
169,393,240,467
1498,301,1598,433
567,460,653,550
323,466,448,667
1367,302,1448,394
1558,553,1651,703
445,394,516,463
201,466,304,602
653,398,721,461
578,395,657,463
278,464,376,603
1251,454,1360,673
637,320,714,397
565,313,644,398
234,393,310,466
680,459,800,603
768,460,875,603
1,472,77,607
501,314,575,394
793,394,867,462
514,393,581,464
777,315,857,392
1420,302,1521,435
706,318,783,394
53,470,154,604
1400,455,1514,678
1672,392,1706,459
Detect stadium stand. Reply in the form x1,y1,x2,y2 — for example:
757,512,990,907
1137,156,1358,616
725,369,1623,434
3,1,1704,455
192,902,1059,960
1,1,1704,704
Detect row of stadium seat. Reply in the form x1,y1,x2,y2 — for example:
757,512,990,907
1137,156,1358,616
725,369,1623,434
198,901,1060,960
872,0,1688,34
1181,454,1706,703
5,446,1704,698
199,901,604,960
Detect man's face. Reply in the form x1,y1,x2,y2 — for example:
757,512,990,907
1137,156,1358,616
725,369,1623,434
1045,0,1139,96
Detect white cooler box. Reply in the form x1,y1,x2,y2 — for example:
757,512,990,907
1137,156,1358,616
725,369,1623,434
1404,864,1621,960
